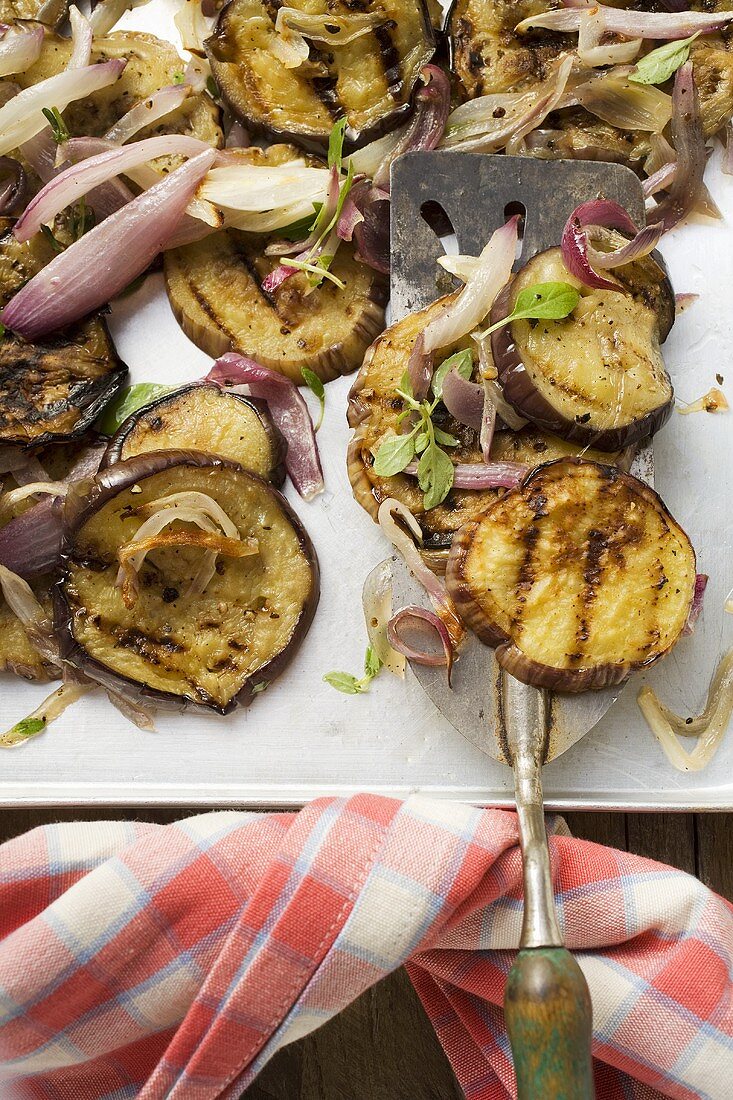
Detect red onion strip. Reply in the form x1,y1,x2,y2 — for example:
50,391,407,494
387,606,454,685
0,498,64,578
206,353,324,500
104,84,192,144
68,6,93,69
440,368,483,432
650,62,705,232
403,460,527,490
377,498,464,648
561,199,661,291
3,148,216,340
14,134,210,242
683,573,708,635
0,24,43,78
479,395,497,463
408,216,519,398
0,59,126,157
518,4,733,39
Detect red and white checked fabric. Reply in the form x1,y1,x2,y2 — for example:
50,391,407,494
0,794,731,1100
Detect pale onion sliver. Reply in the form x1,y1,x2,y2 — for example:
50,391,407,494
362,559,406,678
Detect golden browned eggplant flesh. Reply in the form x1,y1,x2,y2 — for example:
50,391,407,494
446,458,696,693
55,451,319,713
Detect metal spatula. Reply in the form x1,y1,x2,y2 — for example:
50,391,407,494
389,152,650,1099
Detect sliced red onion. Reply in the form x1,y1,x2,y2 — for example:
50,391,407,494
387,606,454,685
0,59,126,157
441,368,483,432
10,454,48,485
206,353,324,500
675,292,698,314
19,127,57,184
643,160,676,198
14,134,211,243
561,199,661,291
518,4,733,39
104,84,192,145
683,574,708,635
0,497,64,577
0,447,32,476
403,460,527,489
408,216,519,398
577,7,641,67
0,24,43,79
68,6,93,69
376,498,464,648
262,166,342,289
0,156,25,215
480,390,496,463
362,558,405,678
225,119,250,149
336,176,369,242
4,148,216,340
60,136,137,221
371,64,450,193
650,63,705,232
352,192,390,274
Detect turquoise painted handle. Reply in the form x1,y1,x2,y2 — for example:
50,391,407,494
504,946,594,1099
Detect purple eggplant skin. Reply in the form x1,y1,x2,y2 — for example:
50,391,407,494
53,449,320,715
100,381,287,487
489,253,676,453
205,0,436,154
446,458,696,693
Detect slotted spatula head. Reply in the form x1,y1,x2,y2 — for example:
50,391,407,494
388,151,651,765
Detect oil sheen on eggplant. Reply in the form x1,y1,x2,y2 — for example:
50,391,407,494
205,0,435,150
0,220,127,447
446,458,696,693
164,147,387,382
56,451,319,712
12,29,222,157
102,383,286,485
490,241,675,451
347,293,622,553
446,0,733,166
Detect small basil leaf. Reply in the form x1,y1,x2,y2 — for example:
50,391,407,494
323,671,364,694
512,281,580,321
414,431,429,454
328,117,347,170
433,427,459,448
399,370,414,401
5,716,45,745
96,383,173,436
418,443,455,511
431,348,473,399
373,432,416,477
364,645,382,679
629,34,699,86
301,367,325,430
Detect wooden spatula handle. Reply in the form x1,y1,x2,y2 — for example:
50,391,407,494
504,946,594,1099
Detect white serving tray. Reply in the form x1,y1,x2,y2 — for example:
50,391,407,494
1,1,731,808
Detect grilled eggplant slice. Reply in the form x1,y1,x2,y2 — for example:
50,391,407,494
490,242,675,452
0,220,126,447
347,294,620,554
102,382,286,485
55,450,319,713
0,1,66,26
14,30,222,152
446,458,696,692
205,0,435,151
165,147,387,381
0,584,56,680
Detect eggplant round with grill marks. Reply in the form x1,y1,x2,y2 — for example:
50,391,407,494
102,382,286,485
490,242,675,452
205,0,435,151
446,458,696,693
0,220,127,447
55,450,319,713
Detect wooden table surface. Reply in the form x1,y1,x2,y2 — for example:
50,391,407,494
2,808,730,1099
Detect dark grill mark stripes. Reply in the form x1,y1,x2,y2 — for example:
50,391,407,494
513,523,539,641
373,22,401,98
574,525,608,659
307,45,343,120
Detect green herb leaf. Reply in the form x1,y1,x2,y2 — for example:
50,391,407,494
399,371,414,401
417,441,454,511
282,257,346,289
323,671,364,694
39,224,64,253
431,348,473,400
373,431,416,476
512,281,580,321
328,117,348,171
433,427,459,448
414,430,429,453
629,33,699,86
301,367,325,430
95,383,172,436
42,105,69,145
3,716,45,746
172,71,185,84
71,196,94,242
364,644,382,679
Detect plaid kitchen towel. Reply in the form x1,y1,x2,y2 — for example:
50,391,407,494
0,795,731,1100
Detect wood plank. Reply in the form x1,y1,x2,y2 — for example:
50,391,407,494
625,813,696,874
694,814,733,901
563,812,627,850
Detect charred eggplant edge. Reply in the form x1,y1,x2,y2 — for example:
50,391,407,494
53,448,320,714
99,381,288,487
445,457,696,693
205,0,436,154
